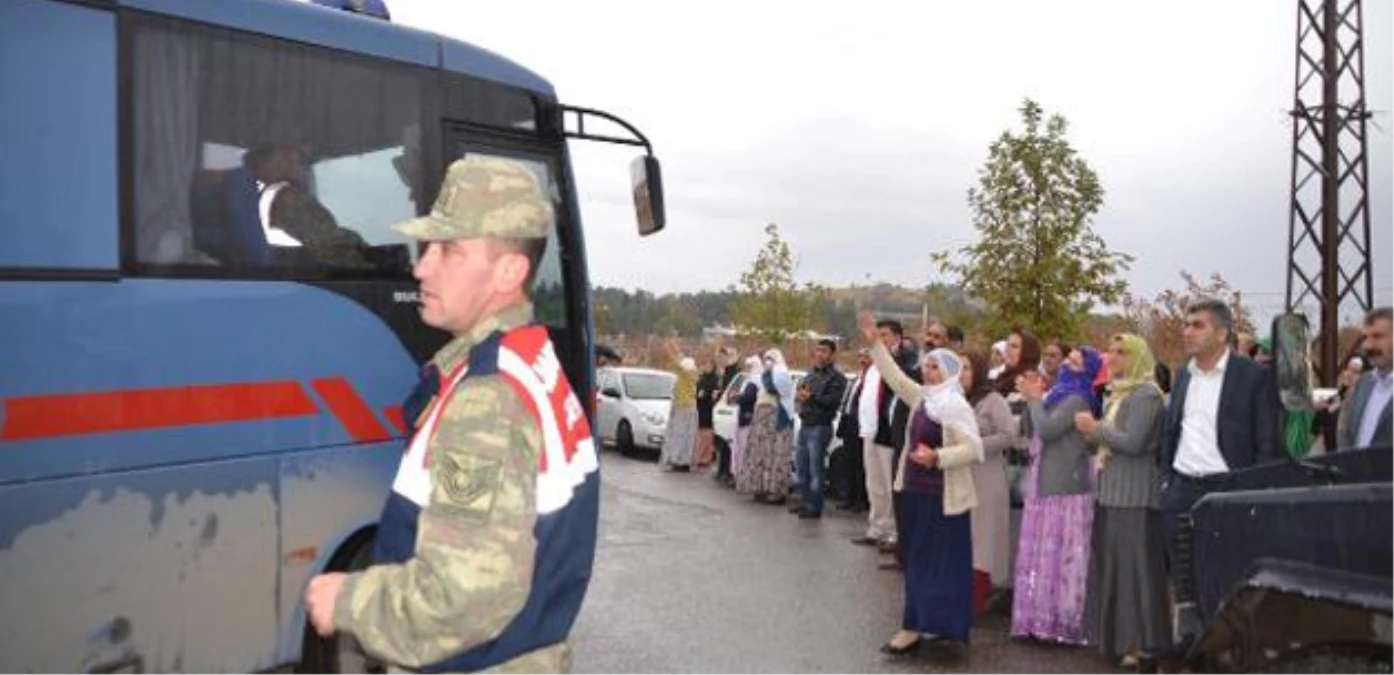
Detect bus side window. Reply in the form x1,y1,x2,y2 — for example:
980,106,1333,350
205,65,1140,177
130,18,422,277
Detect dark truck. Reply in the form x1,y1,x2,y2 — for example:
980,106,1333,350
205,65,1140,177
1173,312,1394,672
1175,446,1392,672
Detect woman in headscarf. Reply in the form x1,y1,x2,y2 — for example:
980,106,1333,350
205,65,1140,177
736,348,796,503
659,340,699,472
859,312,983,656
730,354,764,486
988,340,1009,381
1010,345,1103,646
1077,334,1171,667
960,349,1016,613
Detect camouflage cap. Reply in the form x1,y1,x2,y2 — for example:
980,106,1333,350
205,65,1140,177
392,156,553,241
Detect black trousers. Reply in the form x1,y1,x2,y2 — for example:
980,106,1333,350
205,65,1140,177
1160,472,1228,578
716,437,733,478
1160,471,1229,645
838,436,869,506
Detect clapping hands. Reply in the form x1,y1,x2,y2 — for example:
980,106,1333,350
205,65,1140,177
910,443,938,468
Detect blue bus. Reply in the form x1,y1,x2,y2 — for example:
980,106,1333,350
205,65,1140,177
0,0,664,671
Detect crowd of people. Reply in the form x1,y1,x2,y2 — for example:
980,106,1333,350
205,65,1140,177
630,301,1393,667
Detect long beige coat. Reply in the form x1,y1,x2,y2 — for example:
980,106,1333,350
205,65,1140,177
867,343,981,516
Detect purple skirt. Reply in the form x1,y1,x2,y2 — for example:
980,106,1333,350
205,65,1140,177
1010,438,1095,645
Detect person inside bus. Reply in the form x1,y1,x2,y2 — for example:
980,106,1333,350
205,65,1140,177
244,142,373,269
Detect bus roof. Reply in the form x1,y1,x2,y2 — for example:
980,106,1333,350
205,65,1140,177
118,0,556,97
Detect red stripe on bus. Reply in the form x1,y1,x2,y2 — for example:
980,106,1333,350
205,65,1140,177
383,406,407,435
311,378,393,443
1,382,319,441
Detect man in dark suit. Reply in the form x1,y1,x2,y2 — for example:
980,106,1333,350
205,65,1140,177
834,349,874,512
1161,299,1280,529
1337,307,1393,451
1159,298,1280,647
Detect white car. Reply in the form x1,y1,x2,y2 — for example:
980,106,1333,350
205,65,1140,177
594,366,676,455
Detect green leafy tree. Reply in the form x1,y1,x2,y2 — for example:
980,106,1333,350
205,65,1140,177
731,223,825,342
932,99,1133,339
1122,271,1257,368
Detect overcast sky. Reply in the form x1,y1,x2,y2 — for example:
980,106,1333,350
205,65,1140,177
388,0,1391,323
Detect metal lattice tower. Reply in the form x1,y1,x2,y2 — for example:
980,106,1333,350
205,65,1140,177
1285,0,1374,386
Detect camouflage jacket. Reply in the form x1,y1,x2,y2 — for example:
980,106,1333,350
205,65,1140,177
333,301,588,673
266,184,372,269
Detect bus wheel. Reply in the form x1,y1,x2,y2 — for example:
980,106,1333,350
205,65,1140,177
616,421,636,457
299,535,384,674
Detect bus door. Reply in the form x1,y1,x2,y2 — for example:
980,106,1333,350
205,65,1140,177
443,127,591,401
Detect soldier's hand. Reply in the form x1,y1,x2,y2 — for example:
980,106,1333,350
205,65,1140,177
305,572,348,637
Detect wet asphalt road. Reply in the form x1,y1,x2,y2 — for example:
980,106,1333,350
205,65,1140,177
570,449,1124,674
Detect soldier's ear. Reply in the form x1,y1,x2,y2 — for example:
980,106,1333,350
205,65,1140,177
492,250,531,294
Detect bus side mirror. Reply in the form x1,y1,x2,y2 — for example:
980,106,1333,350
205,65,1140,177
631,155,665,236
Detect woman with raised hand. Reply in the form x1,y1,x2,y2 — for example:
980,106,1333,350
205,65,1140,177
659,339,699,472
859,312,983,658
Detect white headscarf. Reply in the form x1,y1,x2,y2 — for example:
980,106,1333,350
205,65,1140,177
762,348,797,420
919,348,984,463
744,354,764,378
988,340,1009,379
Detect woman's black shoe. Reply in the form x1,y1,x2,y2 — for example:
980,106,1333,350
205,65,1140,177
879,639,920,656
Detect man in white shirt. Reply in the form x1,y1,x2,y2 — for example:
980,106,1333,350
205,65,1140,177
850,319,916,550
1337,307,1393,450
1159,298,1280,647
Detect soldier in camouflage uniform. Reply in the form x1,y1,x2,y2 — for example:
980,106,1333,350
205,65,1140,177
304,156,600,673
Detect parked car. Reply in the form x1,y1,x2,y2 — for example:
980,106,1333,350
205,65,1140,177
594,366,675,456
